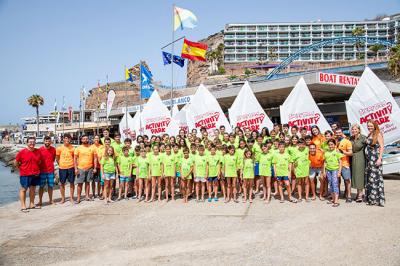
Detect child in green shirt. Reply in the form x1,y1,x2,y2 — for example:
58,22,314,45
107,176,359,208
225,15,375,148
194,145,207,202
259,143,274,202
116,147,133,200
293,139,310,202
242,149,255,203
206,145,221,202
324,139,343,207
224,145,239,203
180,147,193,203
100,147,118,204
162,144,176,201
149,145,162,202
272,142,297,203
136,148,150,202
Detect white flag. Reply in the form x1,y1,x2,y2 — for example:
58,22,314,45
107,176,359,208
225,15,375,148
119,111,141,141
173,104,189,134
106,90,116,119
171,104,179,117
280,77,331,133
119,112,133,141
229,81,273,131
186,84,232,136
346,67,400,144
140,90,179,136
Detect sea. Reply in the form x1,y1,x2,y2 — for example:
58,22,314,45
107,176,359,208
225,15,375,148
0,164,19,206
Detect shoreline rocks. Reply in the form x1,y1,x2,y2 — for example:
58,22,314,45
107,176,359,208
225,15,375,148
0,144,23,172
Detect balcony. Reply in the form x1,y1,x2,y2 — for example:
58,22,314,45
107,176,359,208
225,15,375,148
290,26,300,30
224,42,235,46
323,25,333,30
224,35,235,39
279,26,289,31
247,35,257,39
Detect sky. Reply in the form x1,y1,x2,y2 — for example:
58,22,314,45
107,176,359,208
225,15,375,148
0,0,399,125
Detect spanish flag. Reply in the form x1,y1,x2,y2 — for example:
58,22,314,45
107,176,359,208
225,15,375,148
181,39,208,62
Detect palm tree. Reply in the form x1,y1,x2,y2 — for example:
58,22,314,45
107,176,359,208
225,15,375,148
352,27,366,60
369,44,385,61
27,94,44,137
388,44,400,78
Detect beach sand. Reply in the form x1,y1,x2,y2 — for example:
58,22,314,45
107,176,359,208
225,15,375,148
1,176,399,266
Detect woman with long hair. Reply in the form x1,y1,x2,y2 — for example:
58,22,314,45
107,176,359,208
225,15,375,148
350,124,367,203
311,125,326,150
365,120,385,207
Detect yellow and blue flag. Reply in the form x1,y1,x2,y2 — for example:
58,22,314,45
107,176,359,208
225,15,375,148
174,6,197,31
125,68,134,82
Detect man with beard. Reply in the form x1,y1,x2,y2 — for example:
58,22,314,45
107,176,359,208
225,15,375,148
74,135,97,203
38,136,56,207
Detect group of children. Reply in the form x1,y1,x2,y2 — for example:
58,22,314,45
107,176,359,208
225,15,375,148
97,124,345,207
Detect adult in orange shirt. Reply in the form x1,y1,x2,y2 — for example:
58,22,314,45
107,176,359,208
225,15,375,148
74,135,97,203
90,135,103,198
335,128,353,202
56,134,75,204
311,125,326,150
309,143,325,200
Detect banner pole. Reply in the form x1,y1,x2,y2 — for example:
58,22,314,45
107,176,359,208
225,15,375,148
170,4,175,116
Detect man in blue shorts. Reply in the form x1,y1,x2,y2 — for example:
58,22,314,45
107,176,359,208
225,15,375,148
38,136,56,207
15,137,41,212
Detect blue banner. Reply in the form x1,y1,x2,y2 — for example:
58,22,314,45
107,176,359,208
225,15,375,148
140,64,154,99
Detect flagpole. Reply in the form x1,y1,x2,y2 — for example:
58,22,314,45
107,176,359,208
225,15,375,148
170,4,175,116
62,96,65,137
139,61,144,135
54,98,57,143
124,66,128,129
82,86,85,138
106,75,109,129
96,80,100,135
78,87,81,145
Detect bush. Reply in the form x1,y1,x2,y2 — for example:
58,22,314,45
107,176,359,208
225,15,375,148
218,66,226,75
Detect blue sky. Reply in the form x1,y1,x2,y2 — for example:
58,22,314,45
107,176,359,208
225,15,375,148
0,0,399,124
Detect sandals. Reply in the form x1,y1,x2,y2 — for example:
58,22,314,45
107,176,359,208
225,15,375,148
20,208,29,213
290,198,297,203
332,203,340,207
355,198,363,203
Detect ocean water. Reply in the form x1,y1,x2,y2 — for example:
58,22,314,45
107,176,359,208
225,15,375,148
0,164,19,206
